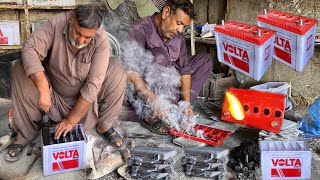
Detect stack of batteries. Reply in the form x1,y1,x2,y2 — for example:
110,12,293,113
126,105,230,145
182,147,229,179
128,147,176,180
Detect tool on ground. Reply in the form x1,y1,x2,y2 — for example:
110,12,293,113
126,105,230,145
24,146,41,176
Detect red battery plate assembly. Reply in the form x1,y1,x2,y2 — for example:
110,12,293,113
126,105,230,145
170,124,232,146
221,88,285,133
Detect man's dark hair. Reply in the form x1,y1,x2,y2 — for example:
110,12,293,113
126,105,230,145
75,4,103,29
163,0,196,19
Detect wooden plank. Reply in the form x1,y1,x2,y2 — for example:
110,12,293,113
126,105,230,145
0,45,22,50
0,4,24,9
208,0,227,24
185,35,216,45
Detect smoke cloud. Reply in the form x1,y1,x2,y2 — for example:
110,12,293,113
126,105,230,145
121,40,197,133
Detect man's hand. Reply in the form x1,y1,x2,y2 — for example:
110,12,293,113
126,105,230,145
38,90,51,112
184,104,194,117
54,119,74,140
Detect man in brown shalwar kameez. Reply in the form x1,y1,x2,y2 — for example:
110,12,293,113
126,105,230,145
6,4,129,162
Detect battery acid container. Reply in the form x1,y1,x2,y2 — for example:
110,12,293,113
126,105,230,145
41,124,87,176
257,10,318,72
214,21,276,81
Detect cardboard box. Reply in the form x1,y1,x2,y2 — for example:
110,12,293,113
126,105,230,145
41,124,87,176
257,10,318,72
260,141,311,180
214,21,276,81
29,0,75,6
0,21,20,45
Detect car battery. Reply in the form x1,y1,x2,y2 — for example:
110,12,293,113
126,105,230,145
257,10,318,72
260,141,311,180
214,21,276,81
41,124,87,176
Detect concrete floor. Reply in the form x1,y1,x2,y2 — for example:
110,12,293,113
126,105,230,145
0,98,320,180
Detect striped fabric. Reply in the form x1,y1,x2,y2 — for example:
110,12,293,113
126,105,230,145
152,0,167,10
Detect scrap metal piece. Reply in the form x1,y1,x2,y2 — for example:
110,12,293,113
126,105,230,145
186,163,225,172
130,147,177,160
185,169,223,179
131,171,170,180
185,147,229,160
129,156,174,166
131,164,172,174
182,155,227,164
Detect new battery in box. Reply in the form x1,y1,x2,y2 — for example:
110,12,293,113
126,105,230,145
257,10,318,72
41,124,87,176
214,21,276,81
260,141,311,180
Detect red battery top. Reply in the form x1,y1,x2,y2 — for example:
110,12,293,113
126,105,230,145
257,10,318,35
214,21,276,45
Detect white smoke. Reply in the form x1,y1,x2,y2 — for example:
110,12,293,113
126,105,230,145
121,40,198,133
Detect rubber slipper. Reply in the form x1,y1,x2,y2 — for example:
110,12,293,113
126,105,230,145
98,127,131,162
4,143,27,162
140,119,170,135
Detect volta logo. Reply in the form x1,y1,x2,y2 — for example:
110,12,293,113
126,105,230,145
272,158,301,167
275,36,291,52
223,42,249,61
53,149,79,160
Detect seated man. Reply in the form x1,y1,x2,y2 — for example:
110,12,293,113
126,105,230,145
6,4,129,162
122,0,212,134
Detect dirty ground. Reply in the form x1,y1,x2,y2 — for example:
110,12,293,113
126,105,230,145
1,98,320,180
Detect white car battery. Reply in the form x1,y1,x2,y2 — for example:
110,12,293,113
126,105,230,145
214,21,276,81
257,10,318,72
260,141,311,180
41,124,87,176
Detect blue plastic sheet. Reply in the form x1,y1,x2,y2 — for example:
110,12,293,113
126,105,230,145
299,98,320,135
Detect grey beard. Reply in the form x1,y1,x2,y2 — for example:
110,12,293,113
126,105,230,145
69,35,88,49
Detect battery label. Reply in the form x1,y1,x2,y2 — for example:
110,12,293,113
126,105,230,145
274,32,293,64
271,158,302,177
52,149,80,171
221,38,253,73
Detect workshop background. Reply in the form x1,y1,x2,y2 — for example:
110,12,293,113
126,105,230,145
1,0,320,107
1,0,320,179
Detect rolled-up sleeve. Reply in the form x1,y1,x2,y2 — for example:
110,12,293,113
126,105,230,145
80,32,110,103
175,36,194,75
21,20,54,77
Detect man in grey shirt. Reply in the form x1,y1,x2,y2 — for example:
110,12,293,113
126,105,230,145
123,0,212,134
6,4,129,162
